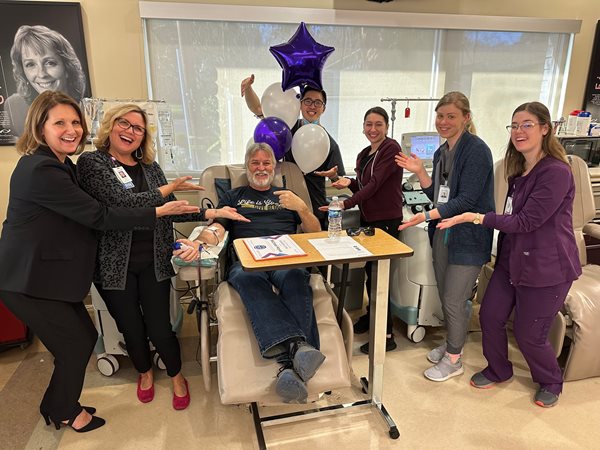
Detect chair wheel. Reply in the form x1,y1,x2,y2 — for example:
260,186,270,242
389,428,400,439
97,354,119,376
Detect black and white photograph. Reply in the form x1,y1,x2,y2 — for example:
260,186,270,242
0,1,91,145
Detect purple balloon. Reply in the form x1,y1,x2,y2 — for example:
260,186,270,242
253,117,292,160
269,22,335,92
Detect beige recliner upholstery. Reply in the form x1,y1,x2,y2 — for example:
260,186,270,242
554,155,600,381
487,155,600,381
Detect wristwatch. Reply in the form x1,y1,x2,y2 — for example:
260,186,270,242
424,210,431,222
473,213,481,225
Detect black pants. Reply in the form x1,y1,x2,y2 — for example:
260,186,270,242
363,218,403,336
95,260,181,377
0,290,97,423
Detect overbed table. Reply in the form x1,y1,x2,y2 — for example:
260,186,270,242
233,228,414,444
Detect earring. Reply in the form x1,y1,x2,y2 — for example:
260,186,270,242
134,148,143,160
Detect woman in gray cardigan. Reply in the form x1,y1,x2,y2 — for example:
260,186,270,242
77,104,246,410
395,92,494,382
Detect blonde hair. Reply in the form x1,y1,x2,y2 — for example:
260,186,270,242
16,90,88,156
436,91,477,135
94,104,155,165
504,102,568,179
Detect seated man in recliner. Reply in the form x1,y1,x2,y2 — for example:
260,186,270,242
174,142,324,403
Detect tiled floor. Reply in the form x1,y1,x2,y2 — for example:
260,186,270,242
1,306,600,450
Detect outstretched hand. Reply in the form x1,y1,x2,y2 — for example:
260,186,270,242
214,206,251,222
331,177,351,189
437,213,472,230
398,213,425,231
241,74,255,97
157,200,200,217
395,152,424,174
314,165,338,179
170,176,205,192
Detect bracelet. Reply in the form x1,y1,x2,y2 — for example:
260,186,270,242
424,210,431,222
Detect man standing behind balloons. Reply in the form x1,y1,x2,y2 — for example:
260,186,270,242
241,74,345,229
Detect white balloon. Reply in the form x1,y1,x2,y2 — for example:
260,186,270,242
291,124,330,173
246,136,255,151
261,82,300,129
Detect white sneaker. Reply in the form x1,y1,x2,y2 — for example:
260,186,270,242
424,353,464,382
426,343,447,364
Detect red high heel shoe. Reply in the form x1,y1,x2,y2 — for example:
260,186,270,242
137,375,154,403
172,379,190,410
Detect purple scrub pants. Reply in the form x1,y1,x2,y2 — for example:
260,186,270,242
479,259,572,395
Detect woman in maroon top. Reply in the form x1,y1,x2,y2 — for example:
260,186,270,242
438,102,581,408
325,106,403,354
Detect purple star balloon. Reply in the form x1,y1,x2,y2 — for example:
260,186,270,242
269,22,335,92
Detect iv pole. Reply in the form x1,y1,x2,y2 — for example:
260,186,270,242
380,97,440,138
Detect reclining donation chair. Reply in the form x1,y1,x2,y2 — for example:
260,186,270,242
488,155,600,381
199,161,353,449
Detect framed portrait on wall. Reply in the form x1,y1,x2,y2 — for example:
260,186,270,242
0,1,91,145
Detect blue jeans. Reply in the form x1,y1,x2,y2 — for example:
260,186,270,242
227,262,319,358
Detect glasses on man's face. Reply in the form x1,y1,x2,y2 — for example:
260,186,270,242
506,122,539,133
346,226,375,237
301,98,324,108
116,118,146,136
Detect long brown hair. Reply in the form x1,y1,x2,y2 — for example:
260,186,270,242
435,91,476,135
504,102,568,179
16,90,88,156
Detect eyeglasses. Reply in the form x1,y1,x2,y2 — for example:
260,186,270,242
301,99,325,108
506,122,540,132
346,226,375,237
116,118,146,136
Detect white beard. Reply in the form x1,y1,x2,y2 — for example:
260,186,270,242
247,170,274,188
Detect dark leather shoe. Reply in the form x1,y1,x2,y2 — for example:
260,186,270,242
359,336,397,355
353,314,370,334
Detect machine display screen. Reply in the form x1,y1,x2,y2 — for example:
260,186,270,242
410,135,441,160
401,132,442,168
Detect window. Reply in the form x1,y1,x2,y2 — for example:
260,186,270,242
142,4,578,175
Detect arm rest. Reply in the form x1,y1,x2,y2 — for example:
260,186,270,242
583,223,600,240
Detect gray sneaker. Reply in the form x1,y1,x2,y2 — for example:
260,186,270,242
470,371,496,389
534,388,559,408
427,343,447,363
276,368,308,403
291,341,326,382
424,353,464,382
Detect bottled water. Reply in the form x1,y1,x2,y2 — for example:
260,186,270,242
328,196,343,242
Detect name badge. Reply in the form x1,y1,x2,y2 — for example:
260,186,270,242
504,196,513,215
437,185,450,204
112,166,135,189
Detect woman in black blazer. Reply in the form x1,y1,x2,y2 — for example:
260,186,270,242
0,91,199,432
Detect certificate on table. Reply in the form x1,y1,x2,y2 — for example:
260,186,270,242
243,235,307,261
308,236,372,260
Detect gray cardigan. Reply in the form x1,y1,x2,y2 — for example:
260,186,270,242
424,131,495,266
76,150,205,289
